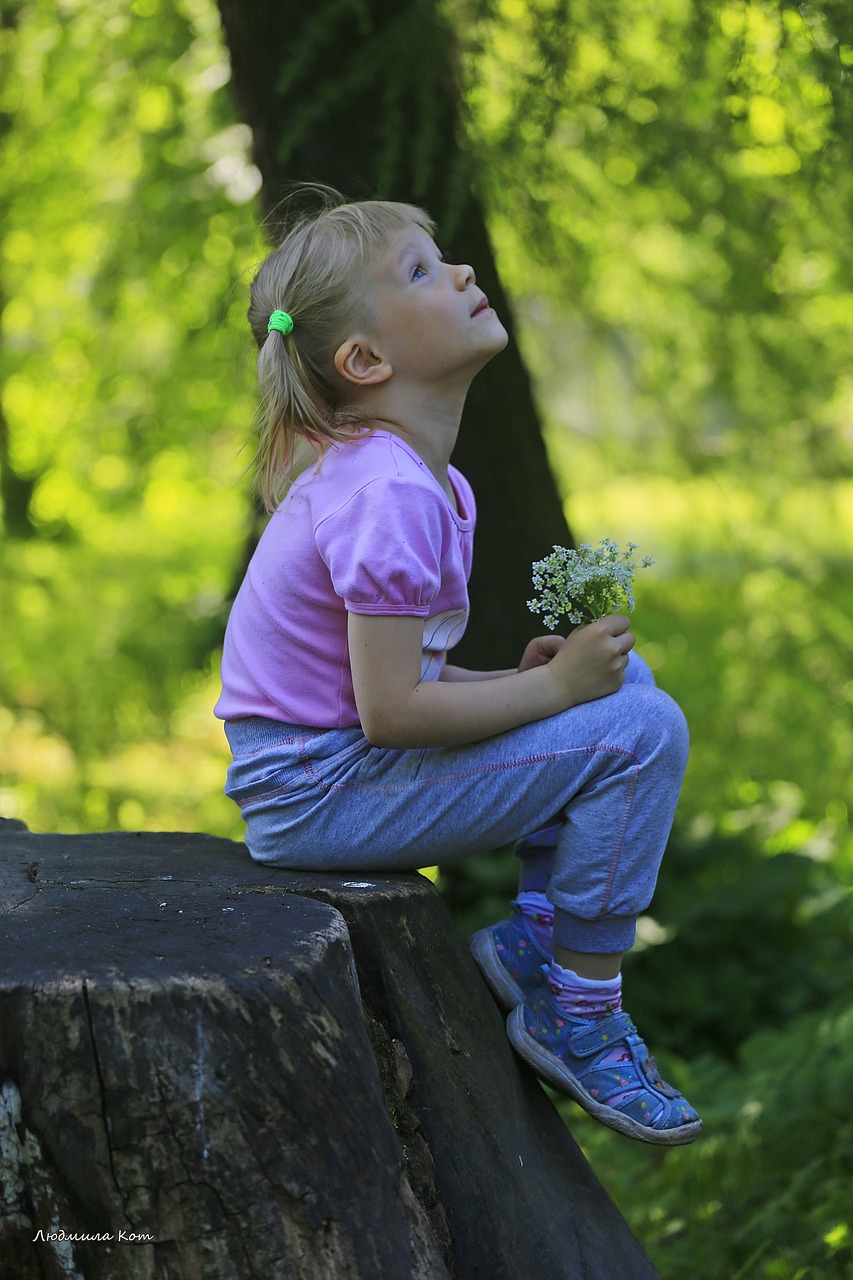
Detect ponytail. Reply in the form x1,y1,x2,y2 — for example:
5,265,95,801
246,189,434,511
254,324,338,510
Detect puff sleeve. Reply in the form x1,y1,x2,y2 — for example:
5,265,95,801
314,475,449,616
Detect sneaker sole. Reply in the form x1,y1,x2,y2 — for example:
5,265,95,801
467,929,526,1011
506,1006,703,1147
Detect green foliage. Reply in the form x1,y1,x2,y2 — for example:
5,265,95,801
568,1001,853,1279
457,0,853,482
0,0,259,835
626,833,853,1059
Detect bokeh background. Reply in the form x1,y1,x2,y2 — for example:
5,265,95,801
2,1,852,1275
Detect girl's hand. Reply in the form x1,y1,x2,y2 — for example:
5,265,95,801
518,635,566,672
546,614,634,705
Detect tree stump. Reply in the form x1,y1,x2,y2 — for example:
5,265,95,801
0,822,660,1280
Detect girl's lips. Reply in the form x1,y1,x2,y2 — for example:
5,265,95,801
473,295,492,316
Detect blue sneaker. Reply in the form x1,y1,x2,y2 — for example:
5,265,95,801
507,986,702,1146
468,905,550,1011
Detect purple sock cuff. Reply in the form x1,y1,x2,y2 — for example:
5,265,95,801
552,908,637,955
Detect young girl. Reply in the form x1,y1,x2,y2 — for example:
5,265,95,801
215,193,701,1147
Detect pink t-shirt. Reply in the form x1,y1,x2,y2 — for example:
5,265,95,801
214,431,476,728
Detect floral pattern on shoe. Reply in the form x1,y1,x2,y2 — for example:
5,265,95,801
467,906,551,1011
506,985,702,1147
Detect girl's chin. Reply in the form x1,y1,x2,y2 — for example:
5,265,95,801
490,325,510,352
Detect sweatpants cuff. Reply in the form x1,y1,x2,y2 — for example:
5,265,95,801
552,908,637,954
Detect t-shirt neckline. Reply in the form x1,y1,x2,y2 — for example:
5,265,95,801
370,430,473,528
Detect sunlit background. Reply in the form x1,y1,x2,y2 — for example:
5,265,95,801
2,1,853,1275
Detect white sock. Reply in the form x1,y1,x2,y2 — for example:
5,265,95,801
546,961,622,1020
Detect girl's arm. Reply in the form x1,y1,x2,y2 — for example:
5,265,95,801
348,613,633,748
439,664,516,681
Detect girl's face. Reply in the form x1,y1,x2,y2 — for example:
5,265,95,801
360,225,508,386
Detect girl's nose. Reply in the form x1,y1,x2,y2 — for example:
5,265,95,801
454,261,475,289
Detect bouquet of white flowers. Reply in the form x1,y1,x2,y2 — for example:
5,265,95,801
527,539,654,630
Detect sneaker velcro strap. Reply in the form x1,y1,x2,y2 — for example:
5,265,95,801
564,1011,638,1058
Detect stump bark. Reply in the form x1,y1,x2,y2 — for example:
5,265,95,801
0,823,660,1280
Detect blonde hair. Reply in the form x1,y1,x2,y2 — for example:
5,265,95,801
248,190,435,510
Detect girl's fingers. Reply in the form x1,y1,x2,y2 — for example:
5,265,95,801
603,613,632,634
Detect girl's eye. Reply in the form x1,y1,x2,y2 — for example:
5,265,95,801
411,264,426,281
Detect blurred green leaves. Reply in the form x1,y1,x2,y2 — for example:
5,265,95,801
0,0,259,834
569,999,853,1279
459,0,853,479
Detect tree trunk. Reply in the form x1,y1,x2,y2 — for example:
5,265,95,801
0,823,660,1280
216,0,571,668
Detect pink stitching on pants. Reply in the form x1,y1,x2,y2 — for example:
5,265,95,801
298,742,640,795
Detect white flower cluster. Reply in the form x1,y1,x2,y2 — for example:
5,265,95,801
527,539,654,630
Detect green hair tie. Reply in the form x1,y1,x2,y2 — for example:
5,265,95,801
267,309,294,336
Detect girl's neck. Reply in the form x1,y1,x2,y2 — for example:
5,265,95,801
356,382,468,492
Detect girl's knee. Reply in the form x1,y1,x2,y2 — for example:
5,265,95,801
644,687,689,768
599,683,688,769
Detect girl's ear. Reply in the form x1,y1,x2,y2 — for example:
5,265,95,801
334,337,392,387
